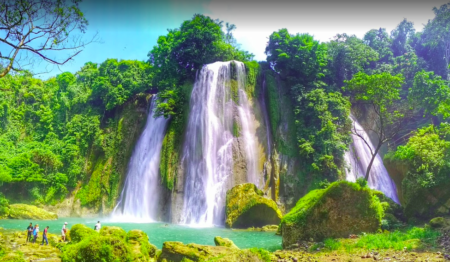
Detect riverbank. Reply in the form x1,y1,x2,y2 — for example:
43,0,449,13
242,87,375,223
0,218,282,251
0,223,448,262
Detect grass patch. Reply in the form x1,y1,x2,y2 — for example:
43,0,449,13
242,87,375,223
320,227,440,253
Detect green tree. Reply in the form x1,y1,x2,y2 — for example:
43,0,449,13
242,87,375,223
345,72,407,180
390,19,415,57
295,89,351,179
363,28,393,65
326,34,379,88
408,70,450,121
419,3,450,79
148,14,252,118
0,0,95,78
265,29,327,89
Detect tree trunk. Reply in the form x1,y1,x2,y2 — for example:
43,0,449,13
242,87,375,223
364,141,383,181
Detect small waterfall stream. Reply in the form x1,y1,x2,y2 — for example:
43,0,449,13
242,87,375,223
345,116,400,203
112,95,169,221
180,61,260,226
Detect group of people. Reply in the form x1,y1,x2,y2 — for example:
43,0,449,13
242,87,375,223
25,221,102,245
26,223,49,245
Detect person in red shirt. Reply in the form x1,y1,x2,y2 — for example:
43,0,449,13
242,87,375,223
41,226,49,245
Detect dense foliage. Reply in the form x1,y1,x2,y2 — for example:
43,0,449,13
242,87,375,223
0,2,449,221
265,29,351,182
0,59,152,206
148,14,253,118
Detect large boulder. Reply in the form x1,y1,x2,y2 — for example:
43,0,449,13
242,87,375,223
100,226,127,240
280,181,383,248
69,224,97,243
7,204,57,220
214,236,239,250
60,235,132,262
225,183,282,228
158,241,272,262
127,230,158,262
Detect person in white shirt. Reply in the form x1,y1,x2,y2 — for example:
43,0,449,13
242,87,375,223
61,222,68,242
94,221,101,232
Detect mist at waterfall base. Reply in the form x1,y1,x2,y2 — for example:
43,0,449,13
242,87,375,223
112,96,169,222
181,61,261,226
0,218,282,251
344,116,400,204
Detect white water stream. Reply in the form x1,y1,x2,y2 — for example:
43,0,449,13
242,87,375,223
180,61,260,226
112,96,169,221
344,116,400,203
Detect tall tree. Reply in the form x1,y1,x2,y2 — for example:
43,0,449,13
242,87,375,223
408,70,450,122
390,19,415,57
326,33,378,88
0,0,95,78
265,29,327,89
345,72,406,180
363,28,393,65
420,3,450,79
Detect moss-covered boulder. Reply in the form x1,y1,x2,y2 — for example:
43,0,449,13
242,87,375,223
7,204,57,220
429,217,446,228
225,183,282,228
157,241,272,262
61,235,133,262
280,181,383,248
100,226,127,240
69,224,97,243
127,230,157,262
214,236,239,250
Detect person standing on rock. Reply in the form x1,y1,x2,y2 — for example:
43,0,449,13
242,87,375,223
94,221,101,232
32,224,39,243
41,226,49,245
61,222,68,242
26,222,33,243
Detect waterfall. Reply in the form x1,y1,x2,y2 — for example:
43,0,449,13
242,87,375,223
180,61,260,226
112,95,169,221
344,116,400,204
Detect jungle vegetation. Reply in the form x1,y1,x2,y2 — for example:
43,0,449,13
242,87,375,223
0,1,449,212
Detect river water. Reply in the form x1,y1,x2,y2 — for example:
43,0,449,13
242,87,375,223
0,218,282,251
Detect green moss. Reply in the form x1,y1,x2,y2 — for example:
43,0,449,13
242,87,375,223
243,61,260,98
160,83,192,190
100,226,127,240
232,119,240,137
213,237,239,249
230,79,239,104
69,224,97,243
76,155,112,208
61,235,133,262
7,204,57,220
264,72,297,157
429,217,446,228
159,241,272,262
0,253,26,262
280,181,384,247
127,230,157,262
225,183,282,228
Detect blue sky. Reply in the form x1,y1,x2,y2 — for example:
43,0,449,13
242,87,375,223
3,0,449,79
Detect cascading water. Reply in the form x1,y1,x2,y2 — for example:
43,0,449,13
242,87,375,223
344,116,400,204
112,95,169,221
180,61,260,226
